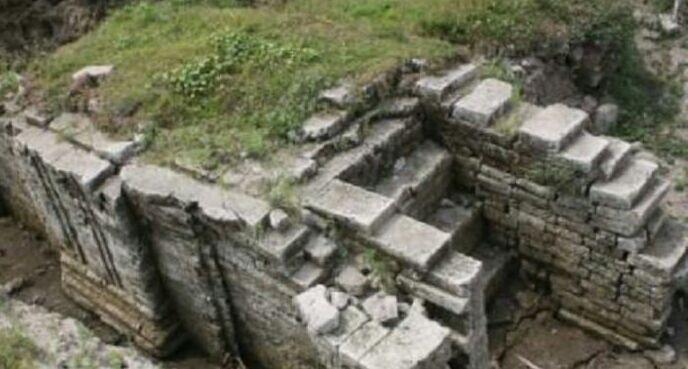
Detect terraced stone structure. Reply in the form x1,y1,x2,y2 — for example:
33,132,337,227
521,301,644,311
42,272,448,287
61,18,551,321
0,62,686,369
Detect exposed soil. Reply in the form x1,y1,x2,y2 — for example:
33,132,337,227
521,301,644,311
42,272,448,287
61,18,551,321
0,215,219,369
489,279,688,369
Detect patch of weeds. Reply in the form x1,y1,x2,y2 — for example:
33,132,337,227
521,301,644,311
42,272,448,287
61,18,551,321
0,326,39,369
266,176,300,215
526,161,581,195
363,248,399,293
0,70,20,97
161,31,320,99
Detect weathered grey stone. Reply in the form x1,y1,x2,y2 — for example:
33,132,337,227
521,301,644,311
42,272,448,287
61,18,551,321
599,137,632,180
452,79,513,127
362,293,398,324
50,113,137,164
304,234,338,266
259,225,311,264
397,274,471,316
659,14,680,34
291,262,326,290
358,311,452,369
557,132,609,173
72,65,115,82
336,266,369,296
644,345,677,365
590,159,658,209
22,107,51,127
519,104,588,152
415,63,478,101
121,164,269,229
339,320,390,368
372,214,451,271
306,179,395,233
618,232,648,254
320,83,356,108
427,251,482,298
294,285,340,335
630,219,688,279
330,291,350,310
301,111,348,141
592,104,619,135
269,209,290,231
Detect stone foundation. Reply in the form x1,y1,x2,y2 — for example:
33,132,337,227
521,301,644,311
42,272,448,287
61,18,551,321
1,61,687,368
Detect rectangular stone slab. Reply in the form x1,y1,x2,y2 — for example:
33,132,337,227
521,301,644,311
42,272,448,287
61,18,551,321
305,179,396,233
371,214,451,271
556,132,609,173
630,219,688,280
599,137,632,180
302,111,348,141
427,251,482,298
339,320,390,368
415,63,478,101
452,78,513,127
359,312,452,369
519,104,588,153
590,158,658,209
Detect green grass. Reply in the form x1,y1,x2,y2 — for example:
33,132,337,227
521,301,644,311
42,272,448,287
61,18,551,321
0,327,39,369
30,0,644,170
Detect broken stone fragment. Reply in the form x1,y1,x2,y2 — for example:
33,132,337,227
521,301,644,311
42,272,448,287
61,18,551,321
659,14,680,35
294,285,341,335
644,345,677,365
330,290,350,310
269,209,290,231
362,293,398,324
23,107,51,127
592,103,619,135
336,266,369,296
72,65,115,82
319,82,356,108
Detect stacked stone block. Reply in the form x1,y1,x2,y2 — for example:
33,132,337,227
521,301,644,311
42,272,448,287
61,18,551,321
425,65,687,349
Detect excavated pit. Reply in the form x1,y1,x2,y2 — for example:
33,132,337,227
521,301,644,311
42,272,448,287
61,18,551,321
1,61,688,369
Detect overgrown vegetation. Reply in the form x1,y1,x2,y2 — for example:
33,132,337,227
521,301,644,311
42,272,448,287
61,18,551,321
526,161,582,196
30,0,673,169
363,248,399,293
0,326,39,369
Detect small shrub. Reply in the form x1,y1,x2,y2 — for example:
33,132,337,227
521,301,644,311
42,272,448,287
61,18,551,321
0,70,20,97
526,162,581,195
363,248,398,293
266,176,300,214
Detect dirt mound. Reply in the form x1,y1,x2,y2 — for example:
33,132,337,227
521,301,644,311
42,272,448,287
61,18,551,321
0,0,114,60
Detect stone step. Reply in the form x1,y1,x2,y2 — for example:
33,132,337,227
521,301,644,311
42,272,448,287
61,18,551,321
426,251,483,299
415,63,479,102
256,224,311,268
290,262,328,290
630,219,688,281
599,137,633,180
357,311,452,369
519,104,588,153
556,132,609,174
49,113,137,164
490,102,543,138
451,78,514,127
374,140,452,213
424,198,483,254
468,244,515,303
304,234,339,266
371,214,452,271
301,111,349,142
306,118,423,191
305,179,396,233
590,158,659,210
592,178,671,237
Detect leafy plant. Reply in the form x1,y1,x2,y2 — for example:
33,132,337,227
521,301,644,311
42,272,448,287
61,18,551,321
0,70,20,97
266,176,300,215
363,248,398,293
526,161,581,195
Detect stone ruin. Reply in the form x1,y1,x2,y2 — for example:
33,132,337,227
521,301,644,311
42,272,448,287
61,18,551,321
0,62,687,369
